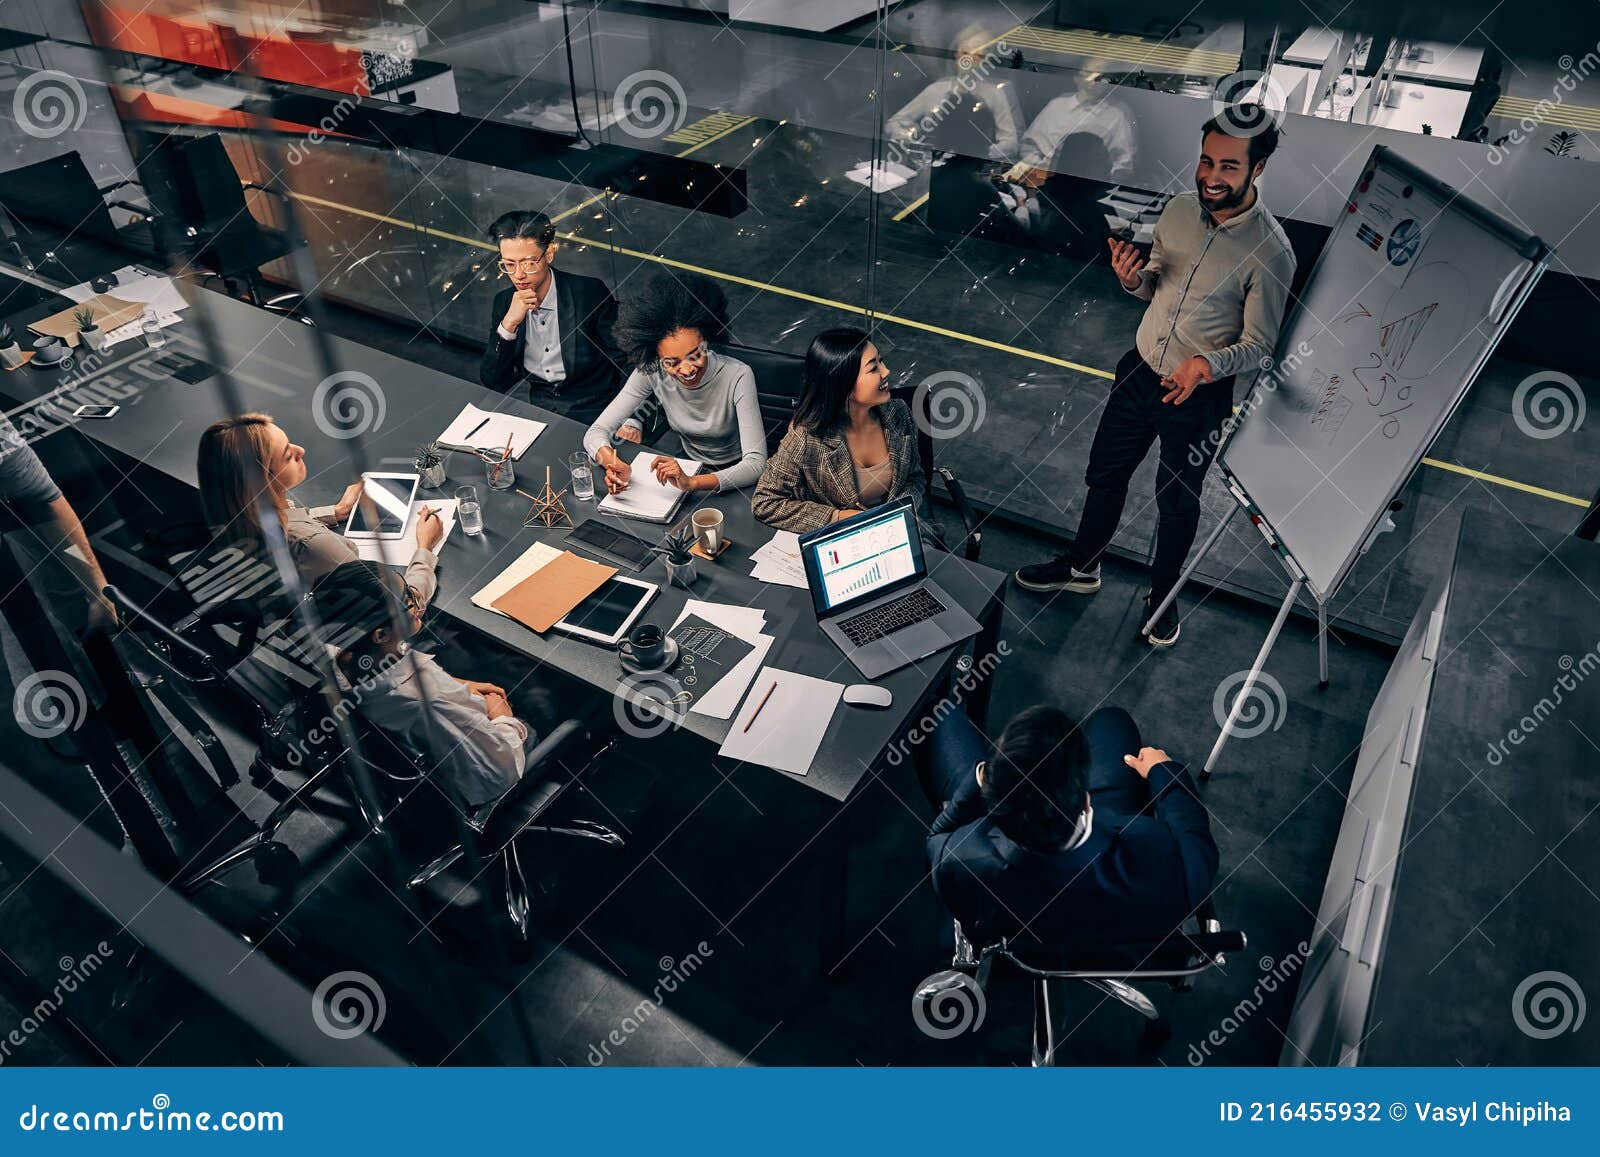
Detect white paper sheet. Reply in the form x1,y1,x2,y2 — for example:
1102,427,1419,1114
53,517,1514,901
716,667,844,776
597,448,702,522
470,541,563,615
750,530,807,589
437,403,546,461
62,266,188,314
353,499,458,565
671,600,772,718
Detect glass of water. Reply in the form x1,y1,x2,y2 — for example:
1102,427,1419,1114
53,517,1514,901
456,485,483,537
568,451,595,500
141,310,166,349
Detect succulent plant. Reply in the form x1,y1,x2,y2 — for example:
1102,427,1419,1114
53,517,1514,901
72,306,98,332
651,526,696,566
414,441,444,470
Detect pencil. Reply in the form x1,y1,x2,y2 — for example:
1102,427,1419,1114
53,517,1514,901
743,680,778,733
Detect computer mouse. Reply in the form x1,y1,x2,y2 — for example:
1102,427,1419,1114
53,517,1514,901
842,684,893,708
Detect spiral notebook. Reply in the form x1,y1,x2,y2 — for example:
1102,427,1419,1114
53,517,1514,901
597,449,703,523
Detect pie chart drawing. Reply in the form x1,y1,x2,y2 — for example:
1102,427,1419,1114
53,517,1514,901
1387,219,1422,266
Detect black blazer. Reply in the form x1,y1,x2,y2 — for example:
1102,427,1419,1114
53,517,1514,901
927,760,1219,949
479,272,624,415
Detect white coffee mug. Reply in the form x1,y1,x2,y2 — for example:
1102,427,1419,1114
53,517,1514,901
691,507,724,555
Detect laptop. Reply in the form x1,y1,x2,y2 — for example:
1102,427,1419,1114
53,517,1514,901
799,496,981,680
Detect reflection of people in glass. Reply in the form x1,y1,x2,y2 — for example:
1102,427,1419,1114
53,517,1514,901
1009,61,1137,186
883,24,1022,165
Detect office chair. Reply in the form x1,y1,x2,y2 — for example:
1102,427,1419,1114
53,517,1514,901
406,720,623,941
917,901,1245,1065
0,151,153,263
135,132,306,316
729,340,985,562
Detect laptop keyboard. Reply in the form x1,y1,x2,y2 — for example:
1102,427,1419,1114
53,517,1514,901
838,587,947,647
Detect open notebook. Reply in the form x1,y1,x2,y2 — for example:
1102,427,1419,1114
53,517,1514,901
597,449,703,523
437,403,545,461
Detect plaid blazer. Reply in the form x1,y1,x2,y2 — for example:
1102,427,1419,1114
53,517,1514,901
751,399,937,538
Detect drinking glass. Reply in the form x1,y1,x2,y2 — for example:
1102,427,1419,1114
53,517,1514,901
568,451,595,500
456,485,483,536
484,447,515,491
141,310,166,349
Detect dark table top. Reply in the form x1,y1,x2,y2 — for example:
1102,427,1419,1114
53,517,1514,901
0,274,1007,805
1363,512,1600,1064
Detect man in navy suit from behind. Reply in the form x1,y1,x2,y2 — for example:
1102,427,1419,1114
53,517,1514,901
924,704,1219,949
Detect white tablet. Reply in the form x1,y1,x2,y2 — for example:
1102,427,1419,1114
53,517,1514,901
552,575,658,645
344,472,419,540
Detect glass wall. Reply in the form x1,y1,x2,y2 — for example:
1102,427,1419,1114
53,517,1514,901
0,0,1594,1066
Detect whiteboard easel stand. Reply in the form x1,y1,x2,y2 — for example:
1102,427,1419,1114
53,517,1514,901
1141,471,1329,777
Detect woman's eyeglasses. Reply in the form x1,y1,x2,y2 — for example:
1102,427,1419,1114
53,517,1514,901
660,342,709,373
497,256,549,276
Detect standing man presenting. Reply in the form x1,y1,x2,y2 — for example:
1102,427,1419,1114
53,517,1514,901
1016,106,1296,647
479,210,627,426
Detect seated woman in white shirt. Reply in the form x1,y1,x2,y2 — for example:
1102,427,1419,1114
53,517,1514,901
310,561,542,810
197,412,443,605
584,271,767,496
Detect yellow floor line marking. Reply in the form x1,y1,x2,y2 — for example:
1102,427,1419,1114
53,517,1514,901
996,24,1240,73
284,191,1584,508
892,192,928,221
1419,457,1587,506
672,115,759,157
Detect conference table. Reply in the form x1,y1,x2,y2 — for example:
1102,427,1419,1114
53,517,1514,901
0,269,1009,967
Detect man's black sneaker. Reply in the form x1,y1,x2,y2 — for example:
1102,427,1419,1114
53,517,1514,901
1015,557,1101,594
1143,594,1180,647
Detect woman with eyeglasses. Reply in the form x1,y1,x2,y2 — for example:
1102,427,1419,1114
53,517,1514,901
583,271,767,495
479,210,626,424
197,413,443,605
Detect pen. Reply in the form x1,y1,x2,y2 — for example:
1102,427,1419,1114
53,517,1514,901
743,680,778,733
462,417,490,443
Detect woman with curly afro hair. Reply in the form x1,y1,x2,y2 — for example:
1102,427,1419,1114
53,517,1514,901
583,270,767,495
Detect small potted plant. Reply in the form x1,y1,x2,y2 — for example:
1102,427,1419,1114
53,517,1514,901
414,441,446,489
652,525,698,589
0,323,23,370
74,306,109,354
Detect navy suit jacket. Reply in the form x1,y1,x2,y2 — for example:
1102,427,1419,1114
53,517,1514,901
927,760,1219,949
479,272,623,410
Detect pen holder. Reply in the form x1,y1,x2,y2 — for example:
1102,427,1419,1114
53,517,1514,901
483,447,515,491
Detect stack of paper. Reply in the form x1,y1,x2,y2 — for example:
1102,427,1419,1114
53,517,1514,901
437,403,546,461
62,266,187,347
353,499,458,564
471,541,563,614
597,449,702,523
845,160,914,193
750,530,807,589
671,600,773,719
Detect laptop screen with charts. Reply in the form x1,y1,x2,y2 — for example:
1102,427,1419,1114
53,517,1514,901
801,498,928,618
